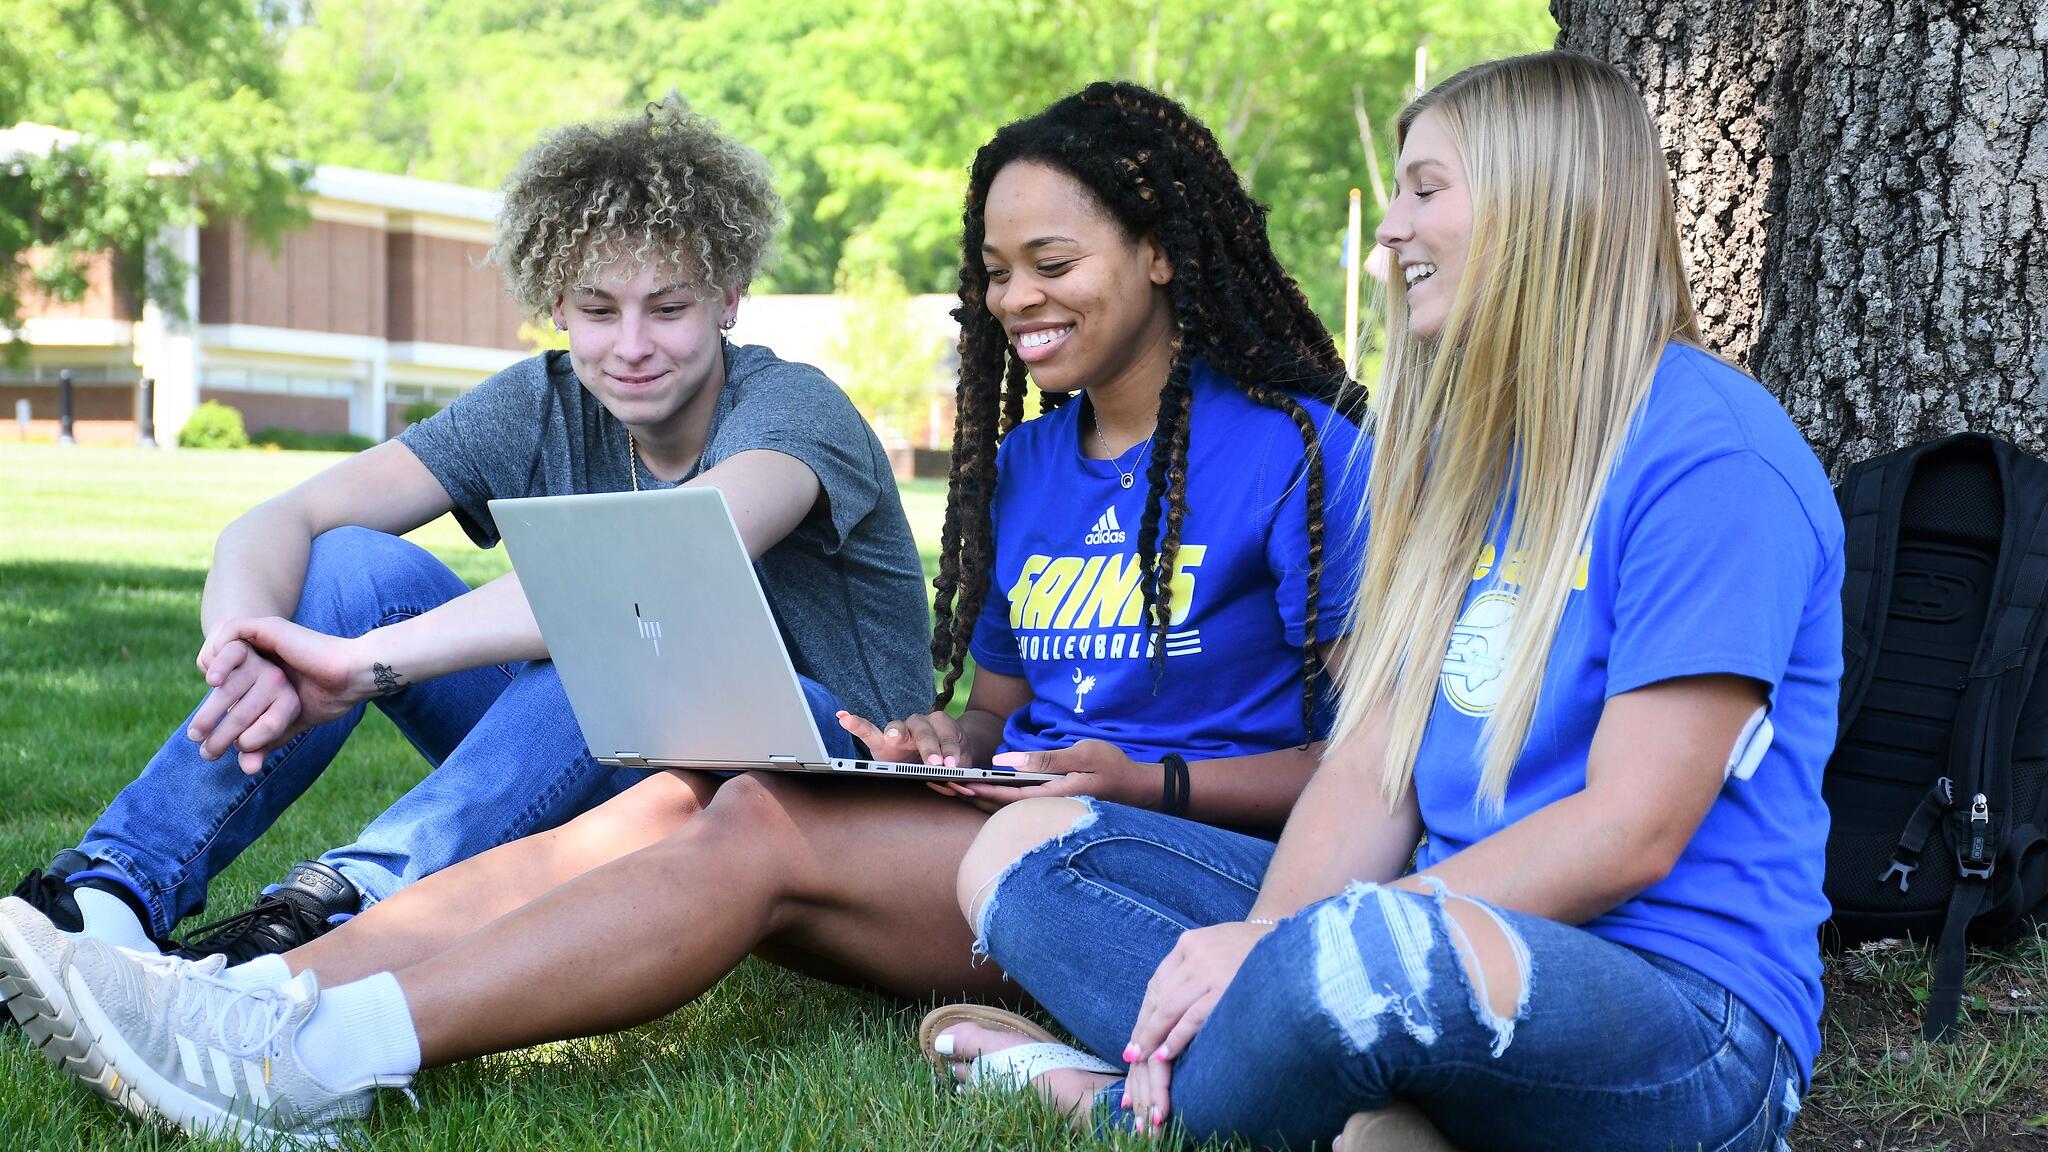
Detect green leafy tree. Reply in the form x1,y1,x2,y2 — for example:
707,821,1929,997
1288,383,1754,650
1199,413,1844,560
639,0,1553,315
0,0,304,335
828,265,945,444
278,0,1554,326
279,0,709,187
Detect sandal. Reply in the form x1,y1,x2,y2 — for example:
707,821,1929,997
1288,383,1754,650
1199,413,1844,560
917,1004,1118,1092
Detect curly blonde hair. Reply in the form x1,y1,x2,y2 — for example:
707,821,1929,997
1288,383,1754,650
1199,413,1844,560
491,95,782,315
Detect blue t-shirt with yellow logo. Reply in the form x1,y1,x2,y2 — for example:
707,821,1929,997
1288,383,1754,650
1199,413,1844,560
1413,343,1842,1085
970,361,1368,762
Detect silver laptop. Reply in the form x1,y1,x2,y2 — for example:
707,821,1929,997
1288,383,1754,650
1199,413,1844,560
489,486,1056,784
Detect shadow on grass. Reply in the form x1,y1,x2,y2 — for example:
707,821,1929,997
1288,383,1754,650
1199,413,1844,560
0,556,1156,1152
0,558,443,880
12,560,2044,1149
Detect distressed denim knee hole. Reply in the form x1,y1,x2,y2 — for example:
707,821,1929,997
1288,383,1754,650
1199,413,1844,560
1438,894,1532,1057
1312,882,1443,1053
969,797,1099,959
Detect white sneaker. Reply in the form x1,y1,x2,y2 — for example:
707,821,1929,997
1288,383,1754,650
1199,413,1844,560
0,895,210,1114
64,937,395,1148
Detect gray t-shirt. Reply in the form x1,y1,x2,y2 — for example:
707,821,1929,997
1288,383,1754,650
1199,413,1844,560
399,341,932,723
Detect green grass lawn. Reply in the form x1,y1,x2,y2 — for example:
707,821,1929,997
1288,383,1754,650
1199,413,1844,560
1,442,2044,1150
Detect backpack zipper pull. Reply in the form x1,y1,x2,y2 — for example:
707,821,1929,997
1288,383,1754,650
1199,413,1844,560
1967,792,1992,869
1957,787,1990,877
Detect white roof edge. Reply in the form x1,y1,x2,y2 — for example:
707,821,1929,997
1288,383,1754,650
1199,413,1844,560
0,122,82,158
309,166,501,224
2,123,501,224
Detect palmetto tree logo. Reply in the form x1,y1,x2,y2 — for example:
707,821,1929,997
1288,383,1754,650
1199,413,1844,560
1072,667,1097,713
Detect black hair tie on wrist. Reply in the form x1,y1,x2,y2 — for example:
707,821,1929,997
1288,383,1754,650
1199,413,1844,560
1160,753,1191,817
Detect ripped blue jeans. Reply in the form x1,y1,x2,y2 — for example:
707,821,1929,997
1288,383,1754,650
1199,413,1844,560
976,802,1802,1151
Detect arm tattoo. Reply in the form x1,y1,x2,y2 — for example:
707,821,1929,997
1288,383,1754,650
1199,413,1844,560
371,663,405,696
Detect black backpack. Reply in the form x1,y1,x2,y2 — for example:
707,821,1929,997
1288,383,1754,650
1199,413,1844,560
1823,432,2048,1040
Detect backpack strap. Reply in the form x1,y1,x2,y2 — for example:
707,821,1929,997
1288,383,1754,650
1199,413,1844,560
1837,443,1927,728
1978,439,2048,674
1946,442,2048,892
1980,824,2048,937
1925,438,2048,1044
1924,874,1992,1041
1836,459,1889,726
1878,776,1953,892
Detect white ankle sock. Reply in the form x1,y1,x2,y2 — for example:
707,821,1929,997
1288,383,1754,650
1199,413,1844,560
294,972,422,1088
73,886,159,954
222,953,293,989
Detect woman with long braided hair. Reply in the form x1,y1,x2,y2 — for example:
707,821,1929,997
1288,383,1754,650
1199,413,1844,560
839,79,1367,819
932,52,1830,1152
0,83,1367,1145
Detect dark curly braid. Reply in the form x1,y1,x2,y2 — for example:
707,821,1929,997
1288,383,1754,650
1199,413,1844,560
930,82,1364,739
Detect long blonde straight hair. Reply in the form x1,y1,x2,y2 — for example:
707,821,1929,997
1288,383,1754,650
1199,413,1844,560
1334,52,1703,813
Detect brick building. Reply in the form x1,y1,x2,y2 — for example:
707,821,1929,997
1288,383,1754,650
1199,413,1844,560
5,126,528,446
5,123,961,457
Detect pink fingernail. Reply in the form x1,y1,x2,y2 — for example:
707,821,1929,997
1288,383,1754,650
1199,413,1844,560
1151,1107,1163,1128
1151,1049,1169,1063
1122,1043,1140,1062
1120,1092,1130,1110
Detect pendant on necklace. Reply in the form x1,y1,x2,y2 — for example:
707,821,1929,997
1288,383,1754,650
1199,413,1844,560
1120,474,1134,489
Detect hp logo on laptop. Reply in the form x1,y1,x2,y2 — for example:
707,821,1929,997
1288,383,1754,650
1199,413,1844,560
634,603,663,656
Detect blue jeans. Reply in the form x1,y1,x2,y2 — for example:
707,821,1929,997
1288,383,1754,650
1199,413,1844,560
976,802,1804,1152
76,527,855,939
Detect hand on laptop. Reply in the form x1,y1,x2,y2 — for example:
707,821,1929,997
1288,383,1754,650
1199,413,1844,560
834,709,974,768
929,740,1156,814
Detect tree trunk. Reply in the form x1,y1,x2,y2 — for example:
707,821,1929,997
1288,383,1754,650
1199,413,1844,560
1555,0,2048,474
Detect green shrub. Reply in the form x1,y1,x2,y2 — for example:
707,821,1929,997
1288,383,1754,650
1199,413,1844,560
177,401,250,450
401,399,444,426
250,427,377,453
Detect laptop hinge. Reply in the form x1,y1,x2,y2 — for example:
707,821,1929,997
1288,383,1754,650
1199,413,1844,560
768,755,802,766
615,753,650,767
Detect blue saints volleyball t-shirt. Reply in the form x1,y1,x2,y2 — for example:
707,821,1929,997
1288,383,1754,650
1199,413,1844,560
970,360,1369,762
1412,343,1842,1085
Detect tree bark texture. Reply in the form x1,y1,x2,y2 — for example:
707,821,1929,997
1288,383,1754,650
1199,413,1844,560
1555,0,2047,473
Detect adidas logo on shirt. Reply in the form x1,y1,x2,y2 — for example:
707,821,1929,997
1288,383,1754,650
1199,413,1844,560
1083,507,1128,545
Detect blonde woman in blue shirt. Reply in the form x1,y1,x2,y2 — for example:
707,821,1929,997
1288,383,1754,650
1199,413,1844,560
934,51,1839,1151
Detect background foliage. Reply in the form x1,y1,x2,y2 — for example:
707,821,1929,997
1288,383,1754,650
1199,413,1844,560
4,0,1556,335
0,0,304,338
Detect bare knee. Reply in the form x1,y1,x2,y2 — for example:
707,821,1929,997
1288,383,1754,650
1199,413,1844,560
677,772,827,863
955,797,1090,929
700,770,800,823
590,769,717,835
516,770,717,881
